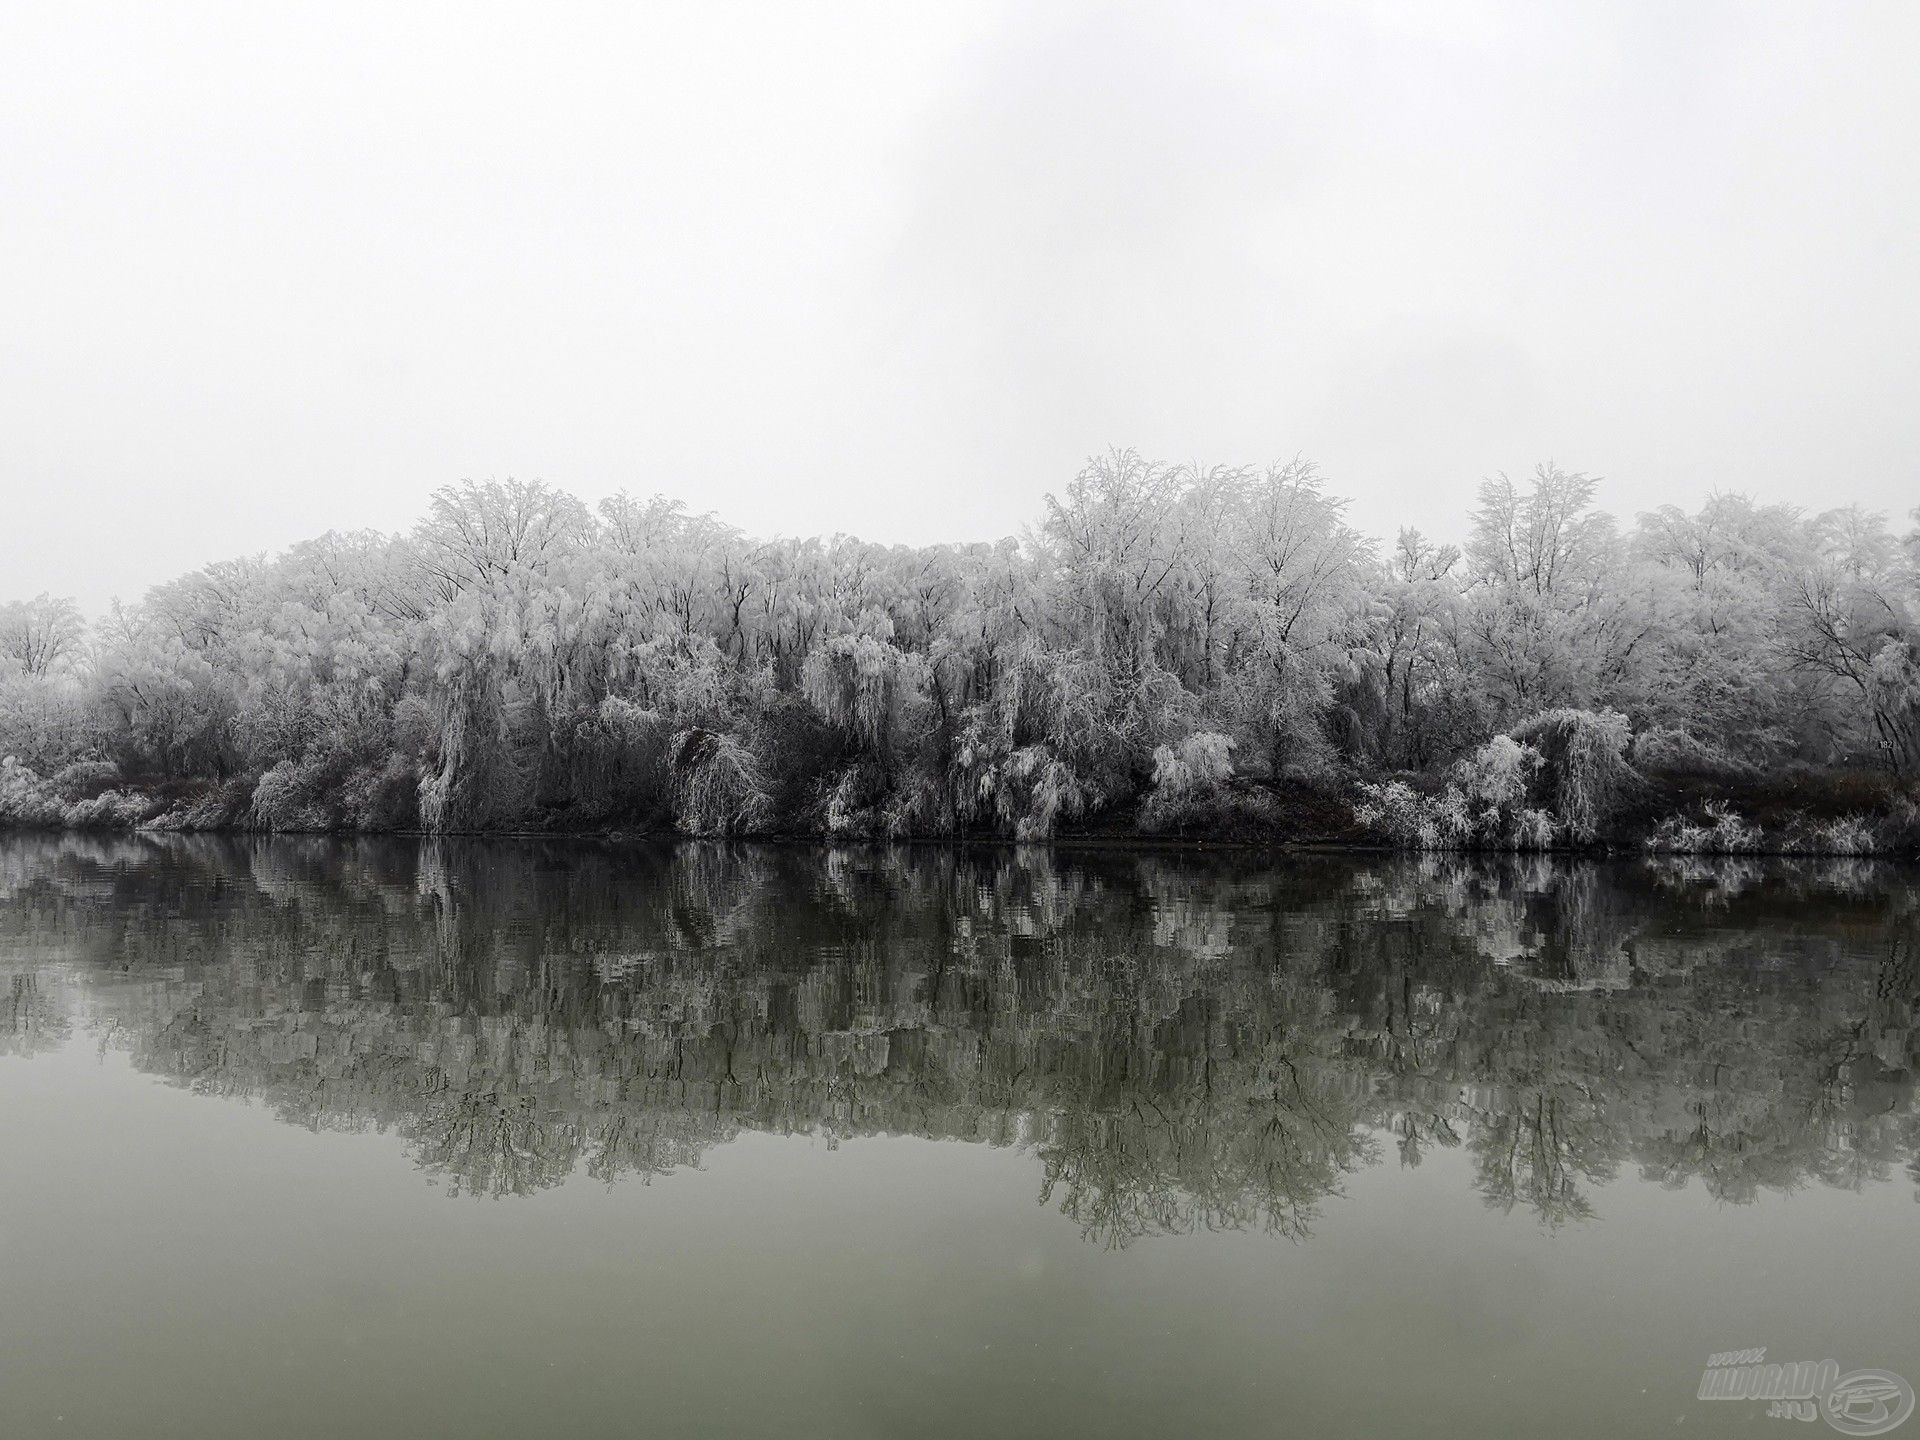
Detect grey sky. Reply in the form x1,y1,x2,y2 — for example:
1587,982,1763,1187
4,0,1915,614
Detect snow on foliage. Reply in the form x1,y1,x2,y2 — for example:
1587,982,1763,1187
0,457,1917,845
1358,726,1569,850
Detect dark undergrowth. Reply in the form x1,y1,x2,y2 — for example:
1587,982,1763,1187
5,757,1915,857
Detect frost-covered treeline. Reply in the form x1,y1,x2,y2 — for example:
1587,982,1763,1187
3,452,1919,836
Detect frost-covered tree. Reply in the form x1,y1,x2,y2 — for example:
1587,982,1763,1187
1775,506,1920,770
1351,529,1463,770
5,452,1915,834
1455,465,1645,720
0,594,85,678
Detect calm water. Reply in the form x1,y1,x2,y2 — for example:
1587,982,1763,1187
1,837,1916,1439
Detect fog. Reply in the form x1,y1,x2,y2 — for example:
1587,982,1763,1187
3,0,1915,614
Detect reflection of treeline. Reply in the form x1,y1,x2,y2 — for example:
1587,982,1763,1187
3,836,1916,1242
0,969,69,1057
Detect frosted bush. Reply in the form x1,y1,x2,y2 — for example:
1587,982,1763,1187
146,781,256,831
1354,735,1556,850
48,759,121,799
0,757,151,828
0,757,63,825
669,728,771,836
1630,727,1756,780
1355,712,1640,851
1511,806,1556,849
61,789,151,828
1815,816,1878,856
1646,803,1762,854
1140,731,1232,829
1507,709,1634,842
0,673,95,774
1353,779,1439,848
821,761,890,837
1453,734,1539,816
824,768,865,836
1139,731,1279,834
541,696,670,817
251,754,339,830
802,633,927,760
949,720,1097,840
417,671,530,832
1648,806,1883,856
1778,813,1878,856
1149,731,1235,796
335,760,420,831
1010,745,1089,840
880,766,944,839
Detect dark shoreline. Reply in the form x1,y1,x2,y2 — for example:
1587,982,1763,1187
7,749,1916,857
6,820,1917,862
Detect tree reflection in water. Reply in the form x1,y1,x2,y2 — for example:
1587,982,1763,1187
1,836,1915,1245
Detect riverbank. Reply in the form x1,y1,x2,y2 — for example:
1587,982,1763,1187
5,752,1917,856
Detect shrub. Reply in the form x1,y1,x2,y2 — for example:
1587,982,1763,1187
1355,710,1639,850
1008,745,1090,841
1647,805,1887,856
1507,708,1635,842
147,779,256,831
820,760,890,837
337,759,421,831
1355,735,1556,850
0,673,95,774
46,759,122,800
750,692,853,828
1149,731,1235,797
948,719,1099,840
1630,727,1757,780
1138,732,1279,835
1351,779,1434,847
0,757,62,825
1646,802,1763,854
1876,798,1920,855
417,673,530,833
669,728,771,836
248,750,421,832
1776,813,1879,857
250,753,345,830
60,789,153,828
801,633,928,762
880,761,948,838
1452,734,1541,824
1814,816,1878,856
538,696,671,822
0,757,157,828
0,756,161,829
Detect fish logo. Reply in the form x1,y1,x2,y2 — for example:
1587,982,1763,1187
1823,1370,1915,1437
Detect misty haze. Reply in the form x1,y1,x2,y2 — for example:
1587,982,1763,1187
3,4,1916,1438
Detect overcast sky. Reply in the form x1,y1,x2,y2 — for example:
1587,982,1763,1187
3,1,1916,614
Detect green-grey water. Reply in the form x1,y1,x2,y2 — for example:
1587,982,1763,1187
1,836,1916,1438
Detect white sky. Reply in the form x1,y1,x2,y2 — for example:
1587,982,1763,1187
3,1,1916,614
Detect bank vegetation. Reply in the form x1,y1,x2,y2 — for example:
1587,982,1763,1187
4,454,1918,852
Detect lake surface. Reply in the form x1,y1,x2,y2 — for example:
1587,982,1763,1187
1,836,1915,1439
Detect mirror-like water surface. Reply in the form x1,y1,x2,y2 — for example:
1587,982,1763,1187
2,836,1916,1438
